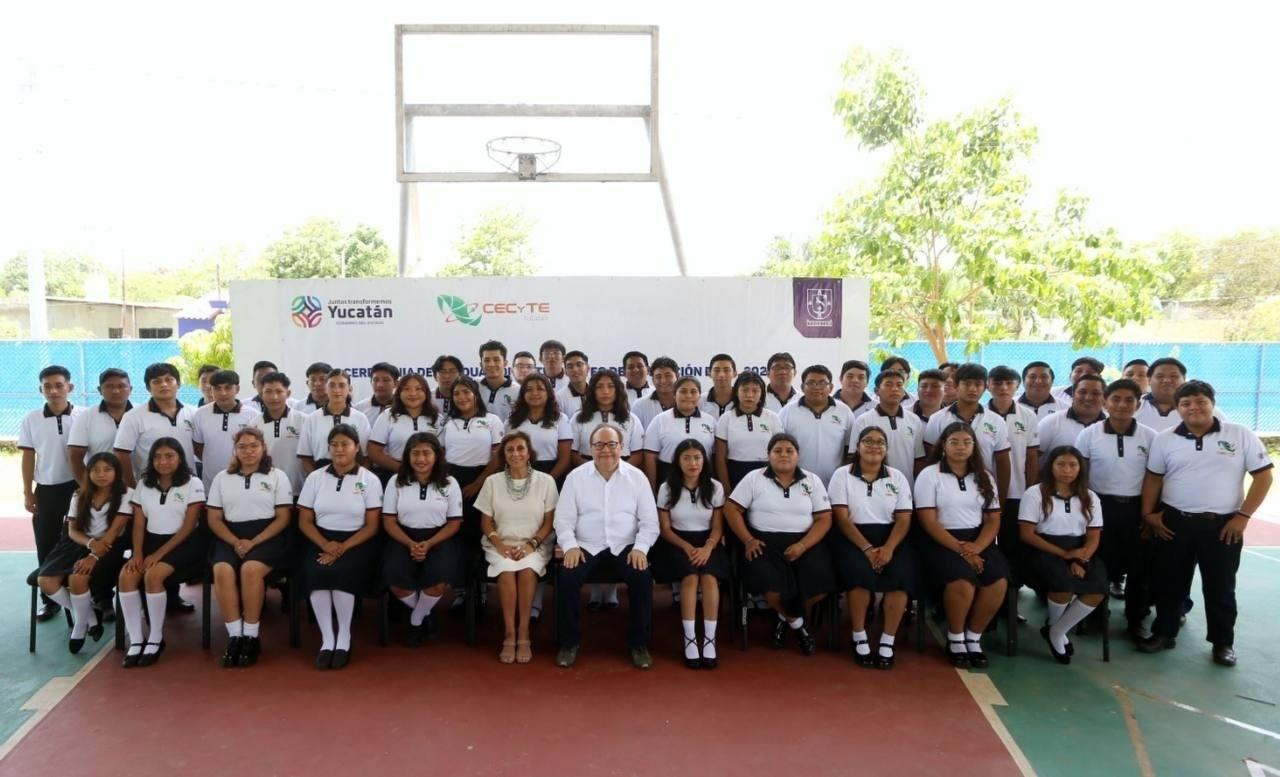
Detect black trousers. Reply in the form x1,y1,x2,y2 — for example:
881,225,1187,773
1097,494,1154,625
1150,508,1242,646
556,547,653,649
34,481,77,604
999,498,1025,582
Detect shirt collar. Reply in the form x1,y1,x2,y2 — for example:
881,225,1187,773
212,400,243,416
851,463,891,481
875,404,905,419
324,464,359,477
987,398,1016,418
673,407,702,420
98,400,133,413
322,406,351,419
767,386,796,404
799,396,836,416
1174,418,1221,439
484,377,513,391
910,400,932,421
42,403,73,418
763,466,807,485
260,404,291,423
734,403,763,418
1017,393,1058,410
147,398,184,415
627,382,650,398
305,395,324,407
839,391,873,409
1102,418,1137,436
1065,407,1104,426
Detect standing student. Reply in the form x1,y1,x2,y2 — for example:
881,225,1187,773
713,372,783,490
651,439,727,669
243,360,280,413
37,453,131,653
633,356,679,431
1018,361,1067,420
828,426,917,669
764,352,798,412
354,362,399,425
21,365,83,621
700,353,737,419
554,350,591,419
1136,357,1198,431
922,363,1012,502
297,369,371,476
1123,359,1150,395
367,373,441,485
431,355,464,416
506,374,572,482
251,372,306,498
833,360,876,418
511,351,538,383
478,340,520,423
1052,356,1104,405
850,369,926,482
538,340,568,391
570,370,645,467
879,356,914,400
206,427,294,668
909,368,946,422
191,370,261,490
196,364,218,407
622,351,653,401
644,376,717,491
68,368,133,485
114,362,198,489
938,362,959,406
383,432,464,647
300,362,332,413
779,365,856,484
986,365,1041,575
1037,374,1107,454
1018,446,1107,665
117,438,206,667
298,424,383,670
1074,378,1156,636
1138,381,1273,667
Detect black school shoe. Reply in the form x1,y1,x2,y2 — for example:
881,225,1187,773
36,601,61,622
136,641,166,668
330,648,351,670
852,638,875,668
771,619,788,649
796,626,817,656
122,645,143,668
1212,645,1237,667
237,637,261,667
315,649,333,670
221,637,242,668
1040,626,1071,665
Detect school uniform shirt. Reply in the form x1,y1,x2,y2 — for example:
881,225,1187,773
479,378,521,423
541,372,569,393
908,399,938,423
369,410,442,462
554,460,660,555
987,400,1040,499
834,390,877,420
715,407,783,463
353,396,394,426
827,465,913,525
849,406,926,486
1074,419,1157,497
1036,407,1105,455
922,403,1011,472
698,392,734,421
764,386,798,414
300,395,328,415
18,403,83,485
1017,393,1069,420
1146,419,1273,515
207,468,294,522
780,398,855,484
555,384,589,420
624,382,652,402
913,462,999,531
643,408,717,464
632,393,674,433
298,465,383,532
114,400,198,478
506,414,574,464
728,467,831,533
297,406,371,463
1017,483,1103,536
1135,395,1227,432
570,411,645,458
252,406,306,495
67,401,133,464
437,413,503,467
67,489,133,538
131,477,206,535
432,389,453,418
656,480,725,532
383,476,463,529
191,401,262,490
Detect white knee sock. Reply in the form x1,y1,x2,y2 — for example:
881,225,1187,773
787,616,804,630
69,591,94,639
879,632,896,658
703,620,718,659
398,592,419,613
410,594,441,627
332,591,355,651
1049,599,1096,652
682,619,699,659
145,592,168,649
964,629,983,652
1047,599,1068,626
309,590,335,650
243,621,260,638
119,590,145,647
852,629,871,656
48,586,72,609
225,618,243,638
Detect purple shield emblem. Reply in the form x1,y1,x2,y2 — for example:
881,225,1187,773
793,279,842,338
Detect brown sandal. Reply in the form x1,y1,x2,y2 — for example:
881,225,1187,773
499,639,516,664
515,639,532,664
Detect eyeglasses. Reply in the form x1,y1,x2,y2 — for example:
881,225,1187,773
803,381,831,389
859,440,887,448
590,441,621,451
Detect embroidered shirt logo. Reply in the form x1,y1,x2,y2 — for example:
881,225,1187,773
1013,421,1026,434
354,481,368,493
799,482,813,495
1217,441,1236,454
885,482,899,496
759,423,771,432
982,422,996,435
174,492,185,502
258,481,272,492
1137,445,1149,456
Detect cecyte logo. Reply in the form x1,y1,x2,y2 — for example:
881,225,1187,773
438,294,482,327
291,295,323,328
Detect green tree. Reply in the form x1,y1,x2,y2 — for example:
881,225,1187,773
758,47,1159,363
0,253,105,298
169,313,234,385
1150,232,1209,302
1201,230,1280,306
1226,297,1280,341
439,207,537,277
258,219,395,279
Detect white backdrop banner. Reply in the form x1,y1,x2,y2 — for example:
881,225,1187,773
230,277,869,400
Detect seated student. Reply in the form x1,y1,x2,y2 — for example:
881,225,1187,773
1018,446,1107,665
554,350,591,419
298,424,383,670
850,369,926,482
368,373,442,486
700,353,737,419
914,422,1010,668
651,439,728,669
297,368,371,476
354,362,399,426
828,426,917,669
643,376,717,491
37,452,131,654
713,372,784,491
382,432,464,648
206,427,294,668
633,356,679,430
118,438,206,667
724,433,835,655
511,351,538,384
506,373,572,482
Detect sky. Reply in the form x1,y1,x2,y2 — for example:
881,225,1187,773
3,1,1279,280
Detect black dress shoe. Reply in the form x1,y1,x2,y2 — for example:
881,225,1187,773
168,596,196,615
1127,622,1152,643
122,647,143,668
1212,645,1237,667
852,639,874,667
136,641,165,667
330,649,351,670
1136,635,1177,654
948,649,970,669
796,626,817,656
87,623,104,642
683,636,702,670
1040,626,1071,665
315,649,334,670
967,648,989,669
406,623,426,648
222,637,242,668
876,648,896,670
771,619,788,649
700,638,718,670
68,637,85,654
35,602,61,622
586,600,603,613
237,637,261,667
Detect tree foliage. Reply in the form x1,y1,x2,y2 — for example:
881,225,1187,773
439,207,537,277
0,253,105,298
258,218,395,280
1226,297,1280,341
169,313,234,385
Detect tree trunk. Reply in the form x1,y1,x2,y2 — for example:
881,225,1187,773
923,324,949,365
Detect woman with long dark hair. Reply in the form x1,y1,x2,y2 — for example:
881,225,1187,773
298,369,371,476
570,370,644,468
368,373,442,485
643,377,717,492
505,373,572,482
713,372,784,491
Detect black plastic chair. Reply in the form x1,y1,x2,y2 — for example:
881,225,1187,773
27,568,73,653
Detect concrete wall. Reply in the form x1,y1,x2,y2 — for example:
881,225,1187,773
0,299,179,338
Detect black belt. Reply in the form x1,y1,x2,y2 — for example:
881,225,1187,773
1168,508,1235,521
1099,494,1139,504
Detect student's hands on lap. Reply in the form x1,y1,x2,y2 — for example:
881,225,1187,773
627,549,648,571
562,547,584,569
743,538,765,561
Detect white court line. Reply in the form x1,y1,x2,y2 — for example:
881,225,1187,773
1244,549,1280,564
1117,684,1280,743
0,641,113,764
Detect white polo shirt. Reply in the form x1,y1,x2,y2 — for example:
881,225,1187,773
834,391,877,420
570,411,644,458
114,400,198,478
1135,395,1227,432
67,402,132,464
1075,419,1157,497
728,467,831,534
554,460,660,555
1017,393,1068,420
698,393,734,421
383,476,463,529
827,464,913,526
207,468,294,523
632,393,673,433
478,378,520,423
716,407,781,466
780,397,855,484
353,396,393,426
764,386,798,414
987,400,1040,499
849,406,926,486
656,480,725,532
67,489,133,538
624,382,652,403
437,413,503,467
923,403,1011,472
298,465,383,532
297,407,371,463
541,372,569,393
1146,419,1273,515
1036,407,1105,454
914,462,999,531
131,477,206,535
252,406,306,495
507,413,574,464
18,403,83,485
191,401,261,490
370,410,443,461
555,384,588,420
643,408,717,464
1018,483,1103,537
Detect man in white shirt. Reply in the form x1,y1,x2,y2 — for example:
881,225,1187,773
923,363,1012,501
1051,356,1104,405
353,362,398,425
67,368,133,485
1036,374,1106,454
700,353,737,419
633,356,678,431
191,370,261,490
985,365,1040,577
477,342,520,423
779,365,855,484
555,350,591,419
1123,358,1151,395
1017,361,1068,420
511,351,538,383
622,351,652,402
764,352,798,412
539,339,568,392
554,424,659,670
832,359,876,418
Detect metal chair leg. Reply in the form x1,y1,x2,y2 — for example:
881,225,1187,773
1102,596,1111,663
113,591,125,651
288,577,302,649
29,584,37,653
201,569,212,650
377,591,390,647
1005,586,1018,657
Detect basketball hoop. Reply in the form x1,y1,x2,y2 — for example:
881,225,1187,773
486,136,561,180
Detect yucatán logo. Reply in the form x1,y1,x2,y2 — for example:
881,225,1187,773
438,294,552,327
294,296,394,328
291,295,323,328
